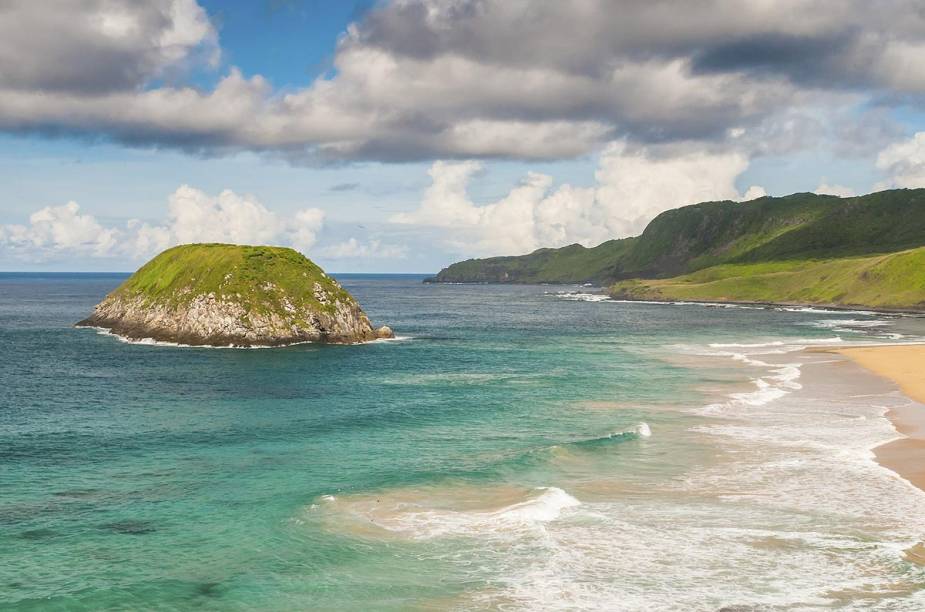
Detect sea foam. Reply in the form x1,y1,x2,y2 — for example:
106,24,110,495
314,486,582,540
86,326,409,349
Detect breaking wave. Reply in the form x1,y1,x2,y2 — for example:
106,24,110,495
313,486,582,540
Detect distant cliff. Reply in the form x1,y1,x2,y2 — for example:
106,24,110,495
426,239,637,285
427,189,925,286
78,244,393,347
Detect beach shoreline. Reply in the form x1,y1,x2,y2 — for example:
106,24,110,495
611,296,925,315
824,345,925,493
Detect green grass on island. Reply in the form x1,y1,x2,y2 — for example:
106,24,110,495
112,243,352,317
610,247,925,310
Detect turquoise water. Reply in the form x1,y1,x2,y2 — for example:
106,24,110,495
4,274,925,610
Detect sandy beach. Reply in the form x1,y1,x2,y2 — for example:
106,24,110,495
834,345,925,492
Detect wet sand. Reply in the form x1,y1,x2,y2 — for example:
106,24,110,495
831,345,925,492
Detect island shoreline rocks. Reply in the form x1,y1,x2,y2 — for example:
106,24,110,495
79,323,397,348
76,244,395,348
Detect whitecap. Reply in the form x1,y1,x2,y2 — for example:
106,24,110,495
548,291,611,302
809,319,891,329
709,337,842,349
323,486,582,540
370,335,413,343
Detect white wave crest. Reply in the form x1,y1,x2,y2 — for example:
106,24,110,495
809,319,890,329
709,337,842,349
370,335,413,343
694,347,804,415
364,487,581,540
548,291,611,302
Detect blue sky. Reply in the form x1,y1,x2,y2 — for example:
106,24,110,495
2,1,925,271
195,0,375,87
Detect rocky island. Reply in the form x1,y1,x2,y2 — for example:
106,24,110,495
77,243,394,347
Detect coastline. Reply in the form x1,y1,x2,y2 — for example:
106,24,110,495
609,295,925,316
827,345,925,492
431,282,925,316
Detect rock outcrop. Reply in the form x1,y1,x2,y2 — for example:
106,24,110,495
77,244,394,347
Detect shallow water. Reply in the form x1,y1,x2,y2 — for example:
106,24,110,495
3,274,925,610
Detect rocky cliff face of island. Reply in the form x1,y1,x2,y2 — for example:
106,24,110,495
77,244,394,347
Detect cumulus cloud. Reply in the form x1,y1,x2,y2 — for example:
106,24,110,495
167,186,286,247
319,238,408,259
815,182,857,197
289,209,327,253
0,202,118,260
876,132,925,188
393,143,765,255
741,185,768,200
0,0,217,94
0,186,325,262
2,0,925,160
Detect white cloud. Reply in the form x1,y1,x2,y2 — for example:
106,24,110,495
0,186,326,262
124,220,172,259
290,209,327,253
876,132,925,188
2,0,924,161
0,0,217,93
319,238,408,259
592,143,760,235
741,185,768,200
0,202,118,260
814,182,856,197
167,185,285,246
392,143,765,255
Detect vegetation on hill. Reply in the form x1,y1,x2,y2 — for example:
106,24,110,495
610,247,925,310
427,189,925,285
113,243,351,317
429,238,636,284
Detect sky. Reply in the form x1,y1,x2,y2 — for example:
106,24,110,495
3,1,925,272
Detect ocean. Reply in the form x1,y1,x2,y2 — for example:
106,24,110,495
3,273,925,610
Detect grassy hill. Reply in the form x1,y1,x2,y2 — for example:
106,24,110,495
610,247,925,310
428,238,636,284
112,243,352,317
428,189,925,285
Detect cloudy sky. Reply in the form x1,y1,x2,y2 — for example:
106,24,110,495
3,0,925,271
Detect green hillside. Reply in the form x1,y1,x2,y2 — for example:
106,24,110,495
429,238,636,284
427,189,925,284
609,247,925,311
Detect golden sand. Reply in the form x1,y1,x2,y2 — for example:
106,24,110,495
832,345,925,492
836,345,925,405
